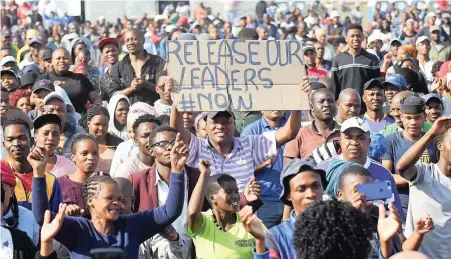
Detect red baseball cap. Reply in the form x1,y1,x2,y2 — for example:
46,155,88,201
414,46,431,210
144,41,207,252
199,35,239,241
1,160,16,187
98,37,119,51
176,16,188,27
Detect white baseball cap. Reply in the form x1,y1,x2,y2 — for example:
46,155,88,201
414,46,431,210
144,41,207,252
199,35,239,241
43,92,65,105
406,19,415,24
367,34,382,48
330,10,340,19
0,56,17,67
426,12,437,18
340,117,371,133
165,24,176,33
416,36,430,46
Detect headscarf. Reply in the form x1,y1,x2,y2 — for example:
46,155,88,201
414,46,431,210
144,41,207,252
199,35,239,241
70,38,86,63
325,159,359,197
107,94,131,141
1,160,16,187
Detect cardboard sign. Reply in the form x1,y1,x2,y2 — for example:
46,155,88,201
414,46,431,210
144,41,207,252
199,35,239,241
167,40,308,111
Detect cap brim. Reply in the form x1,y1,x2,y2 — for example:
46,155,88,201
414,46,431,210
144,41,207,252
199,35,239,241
425,97,442,104
33,114,62,130
207,110,234,119
340,125,369,133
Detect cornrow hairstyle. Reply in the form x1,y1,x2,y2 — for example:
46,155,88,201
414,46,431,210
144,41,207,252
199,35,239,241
71,133,98,155
205,173,237,205
79,105,109,131
8,88,31,107
2,118,32,139
83,174,117,218
148,125,177,146
132,114,161,135
294,199,372,259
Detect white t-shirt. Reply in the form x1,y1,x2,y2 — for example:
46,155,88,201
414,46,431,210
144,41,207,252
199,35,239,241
0,226,14,258
405,162,451,259
114,155,150,178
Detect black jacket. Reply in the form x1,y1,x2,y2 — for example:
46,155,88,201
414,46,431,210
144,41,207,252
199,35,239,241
331,49,380,100
1,226,37,259
108,51,166,105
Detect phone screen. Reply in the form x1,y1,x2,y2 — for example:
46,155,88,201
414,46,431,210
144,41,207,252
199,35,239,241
357,181,392,201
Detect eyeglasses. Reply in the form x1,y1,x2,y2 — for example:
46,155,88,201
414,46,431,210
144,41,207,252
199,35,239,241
150,140,175,149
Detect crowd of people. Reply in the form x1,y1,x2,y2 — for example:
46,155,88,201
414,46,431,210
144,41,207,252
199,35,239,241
1,0,451,259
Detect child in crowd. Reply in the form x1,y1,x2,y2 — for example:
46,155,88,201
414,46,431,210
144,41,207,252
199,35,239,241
154,70,173,116
9,88,32,113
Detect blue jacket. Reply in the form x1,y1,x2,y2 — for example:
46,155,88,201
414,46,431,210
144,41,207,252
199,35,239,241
252,211,397,259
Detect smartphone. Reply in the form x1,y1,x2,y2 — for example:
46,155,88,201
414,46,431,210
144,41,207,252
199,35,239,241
90,248,124,259
357,181,392,201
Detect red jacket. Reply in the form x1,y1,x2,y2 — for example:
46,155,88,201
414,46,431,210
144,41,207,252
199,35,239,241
128,164,258,212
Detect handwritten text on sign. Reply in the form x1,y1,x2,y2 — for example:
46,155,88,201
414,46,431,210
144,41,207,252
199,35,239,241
168,40,308,111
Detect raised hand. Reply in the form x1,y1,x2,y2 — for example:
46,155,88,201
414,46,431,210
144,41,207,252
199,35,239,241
415,215,435,235
377,203,401,242
64,204,85,217
244,177,261,203
349,182,372,211
383,52,392,63
428,116,451,136
198,159,211,176
430,78,443,93
41,204,66,243
240,205,265,240
170,133,188,173
300,76,311,93
27,146,48,177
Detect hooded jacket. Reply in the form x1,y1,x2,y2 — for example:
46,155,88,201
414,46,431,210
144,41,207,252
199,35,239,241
107,94,131,141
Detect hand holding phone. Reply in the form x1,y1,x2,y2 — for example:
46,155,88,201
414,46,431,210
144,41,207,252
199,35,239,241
357,181,392,201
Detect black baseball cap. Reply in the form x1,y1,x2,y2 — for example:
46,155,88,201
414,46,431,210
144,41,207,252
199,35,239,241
41,48,53,61
20,71,39,88
363,78,384,91
207,110,235,119
32,79,55,93
33,114,62,130
400,95,425,114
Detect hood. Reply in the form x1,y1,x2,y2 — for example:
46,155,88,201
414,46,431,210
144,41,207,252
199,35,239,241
70,38,85,63
54,85,76,114
107,94,131,141
60,33,79,53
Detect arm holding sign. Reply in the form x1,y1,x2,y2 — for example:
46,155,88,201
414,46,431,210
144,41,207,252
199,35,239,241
170,104,192,147
272,79,309,148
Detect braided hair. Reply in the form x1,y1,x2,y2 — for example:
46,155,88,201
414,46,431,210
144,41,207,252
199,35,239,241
83,174,117,218
79,104,110,131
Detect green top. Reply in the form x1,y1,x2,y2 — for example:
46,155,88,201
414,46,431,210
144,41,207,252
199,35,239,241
381,122,432,136
233,111,262,136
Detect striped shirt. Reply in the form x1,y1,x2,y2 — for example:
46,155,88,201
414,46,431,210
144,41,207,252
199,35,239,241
187,132,278,191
